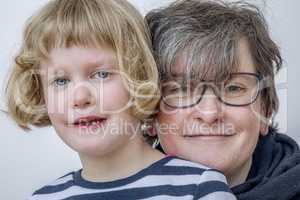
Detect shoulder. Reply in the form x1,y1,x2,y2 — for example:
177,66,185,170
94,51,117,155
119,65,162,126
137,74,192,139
163,156,211,169
162,156,219,173
148,156,235,199
274,132,299,149
28,171,76,200
166,158,235,199
151,156,228,184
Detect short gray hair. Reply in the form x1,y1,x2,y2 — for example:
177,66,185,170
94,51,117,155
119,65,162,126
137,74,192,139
146,0,282,120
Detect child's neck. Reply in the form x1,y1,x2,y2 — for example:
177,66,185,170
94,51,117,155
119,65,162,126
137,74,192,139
79,135,164,182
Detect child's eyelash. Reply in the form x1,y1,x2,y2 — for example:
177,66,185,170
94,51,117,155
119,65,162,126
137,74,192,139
52,78,70,87
90,70,114,80
49,70,114,87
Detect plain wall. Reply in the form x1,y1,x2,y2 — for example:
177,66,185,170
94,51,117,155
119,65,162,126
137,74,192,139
0,0,299,199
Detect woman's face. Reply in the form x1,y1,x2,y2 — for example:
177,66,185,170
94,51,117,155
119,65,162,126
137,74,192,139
156,39,268,186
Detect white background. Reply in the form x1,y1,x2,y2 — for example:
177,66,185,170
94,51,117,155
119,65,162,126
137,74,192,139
0,0,299,199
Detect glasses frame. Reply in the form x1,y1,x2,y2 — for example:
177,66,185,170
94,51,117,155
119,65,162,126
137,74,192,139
161,72,263,109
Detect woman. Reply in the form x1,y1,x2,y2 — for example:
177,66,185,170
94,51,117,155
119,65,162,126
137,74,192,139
146,0,300,199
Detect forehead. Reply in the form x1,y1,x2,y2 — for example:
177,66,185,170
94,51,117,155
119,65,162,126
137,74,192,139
40,46,117,72
170,38,256,81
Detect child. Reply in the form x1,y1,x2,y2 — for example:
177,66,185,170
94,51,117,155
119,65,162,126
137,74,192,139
6,0,235,199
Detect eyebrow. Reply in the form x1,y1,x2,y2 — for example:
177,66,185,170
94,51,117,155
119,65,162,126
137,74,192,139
85,59,117,68
43,70,69,85
49,59,116,71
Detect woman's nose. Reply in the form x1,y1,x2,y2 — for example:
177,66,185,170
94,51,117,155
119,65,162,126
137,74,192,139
192,89,223,124
72,83,95,109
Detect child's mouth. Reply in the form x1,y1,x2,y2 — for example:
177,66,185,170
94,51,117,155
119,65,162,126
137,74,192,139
73,116,107,129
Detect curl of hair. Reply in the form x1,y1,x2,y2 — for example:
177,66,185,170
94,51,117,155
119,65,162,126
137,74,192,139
6,0,160,130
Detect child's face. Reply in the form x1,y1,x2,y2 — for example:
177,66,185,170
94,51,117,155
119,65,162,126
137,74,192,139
40,46,139,157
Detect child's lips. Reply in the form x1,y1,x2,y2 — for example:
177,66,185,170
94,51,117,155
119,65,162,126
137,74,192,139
73,116,107,128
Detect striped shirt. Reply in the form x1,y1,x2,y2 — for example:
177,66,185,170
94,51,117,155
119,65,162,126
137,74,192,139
29,156,236,200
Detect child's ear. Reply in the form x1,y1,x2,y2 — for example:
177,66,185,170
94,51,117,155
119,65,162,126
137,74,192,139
141,115,157,137
143,114,159,137
148,117,158,137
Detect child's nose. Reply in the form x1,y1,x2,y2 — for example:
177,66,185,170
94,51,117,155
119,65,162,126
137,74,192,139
72,84,95,109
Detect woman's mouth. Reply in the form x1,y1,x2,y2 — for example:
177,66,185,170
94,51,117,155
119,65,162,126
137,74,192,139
183,131,236,138
184,124,236,138
184,133,235,138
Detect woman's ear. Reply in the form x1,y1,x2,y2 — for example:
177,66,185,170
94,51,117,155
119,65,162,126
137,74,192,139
260,121,269,136
259,104,270,136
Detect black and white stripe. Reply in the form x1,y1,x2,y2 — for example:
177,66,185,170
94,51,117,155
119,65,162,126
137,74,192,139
29,156,236,200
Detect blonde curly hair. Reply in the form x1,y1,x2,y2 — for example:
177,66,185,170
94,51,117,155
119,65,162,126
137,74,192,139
6,0,160,130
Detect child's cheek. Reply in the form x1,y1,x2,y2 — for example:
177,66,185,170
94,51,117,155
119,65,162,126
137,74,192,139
98,81,131,113
45,89,68,116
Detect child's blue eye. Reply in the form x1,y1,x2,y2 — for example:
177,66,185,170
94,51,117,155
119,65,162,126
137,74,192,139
54,78,69,86
92,70,110,79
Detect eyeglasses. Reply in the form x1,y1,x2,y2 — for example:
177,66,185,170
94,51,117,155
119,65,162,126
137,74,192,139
161,72,263,109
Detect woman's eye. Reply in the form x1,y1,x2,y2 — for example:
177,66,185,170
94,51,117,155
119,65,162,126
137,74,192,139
225,84,246,93
170,87,181,93
92,71,110,79
54,78,69,86
164,86,181,94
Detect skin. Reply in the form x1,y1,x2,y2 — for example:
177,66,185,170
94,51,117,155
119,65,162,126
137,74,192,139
156,39,268,187
40,46,164,182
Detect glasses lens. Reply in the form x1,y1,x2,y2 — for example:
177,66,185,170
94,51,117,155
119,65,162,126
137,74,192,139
161,80,204,108
161,73,260,108
220,73,260,106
